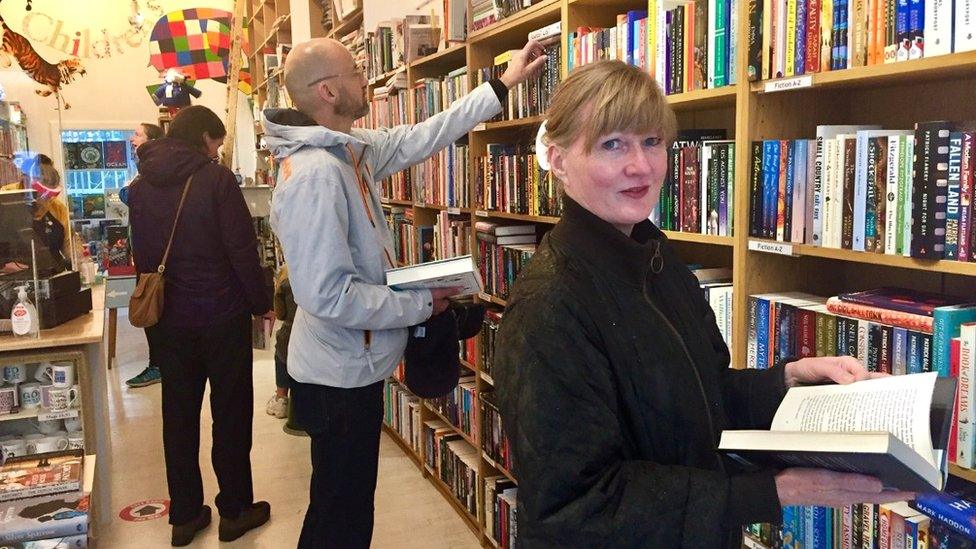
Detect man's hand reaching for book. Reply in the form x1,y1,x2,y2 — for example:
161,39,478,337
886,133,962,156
784,355,887,388
775,468,915,507
499,41,548,89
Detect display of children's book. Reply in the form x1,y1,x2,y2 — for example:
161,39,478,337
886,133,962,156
62,143,82,170
105,225,134,276
81,195,104,219
76,143,102,170
0,451,84,502
102,141,127,169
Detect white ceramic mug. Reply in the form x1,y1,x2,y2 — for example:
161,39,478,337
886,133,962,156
19,382,41,409
34,434,68,453
47,387,78,412
67,431,84,450
24,433,45,454
33,362,53,383
0,386,18,414
64,416,83,432
51,363,75,389
2,364,27,384
2,437,26,458
34,418,62,435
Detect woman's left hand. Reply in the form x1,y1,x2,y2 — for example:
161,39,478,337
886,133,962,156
784,356,887,387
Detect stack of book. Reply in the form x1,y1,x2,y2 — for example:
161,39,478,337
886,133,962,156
476,42,561,122
480,308,504,379
364,16,441,80
655,129,736,236
751,122,976,263
747,0,976,81
423,420,480,518
477,144,562,217
747,502,930,548
475,222,538,300
480,390,513,473
484,476,518,548
568,1,740,95
0,451,92,547
383,379,423,453
339,26,366,74
433,211,472,261
428,374,478,440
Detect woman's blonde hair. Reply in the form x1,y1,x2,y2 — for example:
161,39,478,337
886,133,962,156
543,61,677,152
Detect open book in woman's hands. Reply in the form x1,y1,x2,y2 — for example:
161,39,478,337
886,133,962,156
719,372,956,492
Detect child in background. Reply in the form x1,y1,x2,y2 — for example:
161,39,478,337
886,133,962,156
266,265,296,420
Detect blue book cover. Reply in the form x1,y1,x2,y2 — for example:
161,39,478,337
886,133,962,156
777,302,793,362
838,0,849,68
782,506,799,548
946,132,964,260
756,297,771,370
893,327,909,375
913,492,976,541
626,10,648,66
812,506,828,548
896,0,910,47
805,506,815,548
908,0,924,52
795,0,808,75
933,305,976,376
785,141,796,240
764,140,781,238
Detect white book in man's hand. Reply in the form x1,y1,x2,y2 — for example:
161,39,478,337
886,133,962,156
718,372,956,492
385,255,483,297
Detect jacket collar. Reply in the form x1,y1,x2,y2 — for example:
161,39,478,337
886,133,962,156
262,108,368,160
550,195,666,287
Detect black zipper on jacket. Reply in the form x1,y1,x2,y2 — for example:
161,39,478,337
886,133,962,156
640,241,726,475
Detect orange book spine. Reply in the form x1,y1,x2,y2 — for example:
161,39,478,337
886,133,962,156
825,297,935,334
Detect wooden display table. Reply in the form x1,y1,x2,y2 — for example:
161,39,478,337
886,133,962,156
0,284,110,542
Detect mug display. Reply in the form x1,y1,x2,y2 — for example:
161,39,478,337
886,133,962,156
1,437,26,458
51,363,75,389
39,384,54,409
2,364,27,384
23,433,44,454
33,434,68,453
19,382,42,409
34,418,62,434
64,416,83,432
67,431,84,450
0,386,18,414
33,363,53,383
47,387,78,412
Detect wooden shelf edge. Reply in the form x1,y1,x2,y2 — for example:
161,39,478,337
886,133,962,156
950,463,976,484
662,230,735,247
475,116,545,132
747,238,976,276
424,402,478,448
665,86,737,110
478,292,508,308
409,43,467,71
482,454,517,485
474,210,560,224
459,358,478,372
380,198,413,206
468,0,562,43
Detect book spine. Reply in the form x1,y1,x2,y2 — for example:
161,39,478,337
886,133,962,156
825,299,933,333
907,330,921,373
815,309,828,356
786,0,798,76
934,307,976,377
784,141,796,240
957,333,974,467
960,132,974,262
756,297,771,369
748,0,764,80
807,0,822,71
902,136,915,256
923,0,952,57
718,145,730,235
748,296,759,367
727,143,736,235
764,140,779,238
821,0,834,71
885,136,900,255
777,140,789,240
913,495,976,540
851,0,867,66
911,122,937,258
866,322,881,371
797,307,817,357
795,0,808,74
871,136,889,253
958,0,976,53
854,132,871,251
878,324,892,373
826,314,838,357
892,327,908,375
813,136,826,245
945,132,963,260
0,481,82,503
842,137,857,249
856,319,869,361
716,0,730,86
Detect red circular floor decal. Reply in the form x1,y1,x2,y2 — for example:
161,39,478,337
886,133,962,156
119,499,170,522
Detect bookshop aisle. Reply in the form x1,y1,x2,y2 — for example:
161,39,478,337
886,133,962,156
97,310,479,549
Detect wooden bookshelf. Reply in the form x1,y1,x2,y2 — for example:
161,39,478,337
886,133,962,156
664,231,735,247
327,7,363,39
949,463,976,485
474,210,560,224
424,402,478,448
410,43,468,72
468,0,563,43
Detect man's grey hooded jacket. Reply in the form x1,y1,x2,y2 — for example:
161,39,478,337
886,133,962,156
265,81,503,388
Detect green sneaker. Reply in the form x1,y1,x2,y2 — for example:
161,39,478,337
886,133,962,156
126,365,161,388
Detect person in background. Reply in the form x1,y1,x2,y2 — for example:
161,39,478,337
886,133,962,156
265,37,546,548
128,106,274,547
492,61,913,548
0,153,69,270
266,264,298,427
121,122,164,388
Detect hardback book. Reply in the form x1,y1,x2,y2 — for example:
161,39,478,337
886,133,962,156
102,141,127,169
386,254,483,297
473,221,535,237
0,490,89,544
826,296,933,333
0,451,84,502
719,372,956,492
838,287,971,316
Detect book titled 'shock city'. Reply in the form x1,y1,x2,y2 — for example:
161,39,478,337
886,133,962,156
719,372,955,492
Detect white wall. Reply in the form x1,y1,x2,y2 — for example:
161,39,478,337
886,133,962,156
362,0,443,39
0,0,256,177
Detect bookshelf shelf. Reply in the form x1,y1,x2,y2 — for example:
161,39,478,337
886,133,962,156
750,51,976,94
424,401,478,448
413,203,472,213
480,371,495,385
478,293,508,308
483,454,518,485
459,358,477,372
327,8,363,39
369,68,405,88
666,86,737,111
663,231,735,247
474,210,560,224
380,198,413,207
747,239,976,276
949,463,976,484
468,0,562,44
409,44,467,72
473,115,545,132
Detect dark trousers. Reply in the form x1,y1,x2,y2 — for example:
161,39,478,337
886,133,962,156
274,356,293,390
146,312,255,526
292,379,384,549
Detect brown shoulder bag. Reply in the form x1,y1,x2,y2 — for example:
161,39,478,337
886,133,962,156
128,174,195,328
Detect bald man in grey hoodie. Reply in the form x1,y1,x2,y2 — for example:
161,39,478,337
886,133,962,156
264,37,546,548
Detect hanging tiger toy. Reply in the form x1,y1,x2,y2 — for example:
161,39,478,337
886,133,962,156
0,12,86,110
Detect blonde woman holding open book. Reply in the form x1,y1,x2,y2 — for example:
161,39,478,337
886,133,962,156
492,60,914,548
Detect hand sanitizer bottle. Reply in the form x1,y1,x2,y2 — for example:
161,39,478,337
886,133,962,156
10,286,38,337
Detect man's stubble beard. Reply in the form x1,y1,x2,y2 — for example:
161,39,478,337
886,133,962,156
338,87,370,120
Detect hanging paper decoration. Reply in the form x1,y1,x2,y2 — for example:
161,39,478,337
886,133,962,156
148,8,251,94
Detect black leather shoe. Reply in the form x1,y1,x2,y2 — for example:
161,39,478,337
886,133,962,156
171,505,211,546
218,501,271,542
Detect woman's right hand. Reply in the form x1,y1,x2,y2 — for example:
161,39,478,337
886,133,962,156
775,468,916,507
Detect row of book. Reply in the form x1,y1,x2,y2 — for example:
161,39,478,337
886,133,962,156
364,15,441,81
413,68,469,123
383,379,423,454
411,142,471,209
428,375,478,440
423,419,480,519
750,121,976,262
476,41,562,122
432,212,472,261
0,450,91,546
746,0,976,82
476,144,563,217
471,0,540,33
655,130,737,236
476,222,539,301
368,75,408,130
480,390,513,474
480,308,503,379
484,475,518,548
568,1,740,95
383,207,432,265
695,267,735,349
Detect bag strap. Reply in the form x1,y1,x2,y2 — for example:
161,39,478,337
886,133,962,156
345,145,396,269
157,173,195,274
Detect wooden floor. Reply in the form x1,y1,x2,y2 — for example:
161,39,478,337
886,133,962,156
96,311,480,548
